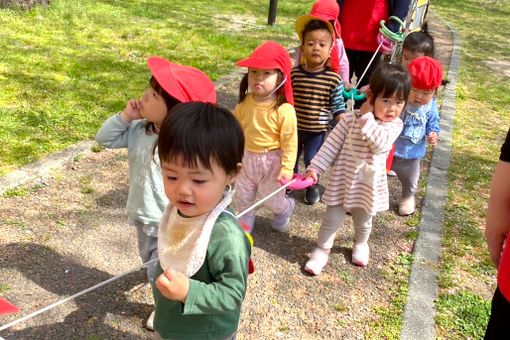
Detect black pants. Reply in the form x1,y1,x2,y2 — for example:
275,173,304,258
345,48,382,109
485,286,510,339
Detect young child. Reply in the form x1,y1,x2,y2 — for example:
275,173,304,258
233,41,297,233
304,63,411,274
292,17,346,205
95,57,216,329
391,56,442,216
401,22,435,68
152,102,251,340
294,0,350,90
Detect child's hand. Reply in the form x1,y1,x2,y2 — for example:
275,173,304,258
278,173,292,182
119,99,142,123
359,100,373,116
343,81,351,91
359,84,370,93
427,132,439,146
155,269,189,303
335,113,345,122
306,170,318,184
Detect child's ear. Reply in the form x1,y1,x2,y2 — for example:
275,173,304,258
227,162,243,185
365,89,373,101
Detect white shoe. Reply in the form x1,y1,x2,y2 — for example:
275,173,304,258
304,247,330,275
387,170,397,177
352,243,369,266
399,196,416,216
146,310,155,330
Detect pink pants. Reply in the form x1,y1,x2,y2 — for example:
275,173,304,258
234,150,291,217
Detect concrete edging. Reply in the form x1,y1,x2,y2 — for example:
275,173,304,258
400,12,461,340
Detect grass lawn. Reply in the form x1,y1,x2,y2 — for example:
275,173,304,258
0,0,309,175
431,0,510,338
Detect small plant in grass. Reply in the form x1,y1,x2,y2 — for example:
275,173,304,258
333,302,347,312
0,283,10,293
436,291,490,339
3,184,43,198
79,174,94,194
91,144,104,153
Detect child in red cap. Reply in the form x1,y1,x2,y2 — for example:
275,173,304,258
292,14,347,205
391,56,442,215
294,0,350,89
95,57,216,329
233,41,297,233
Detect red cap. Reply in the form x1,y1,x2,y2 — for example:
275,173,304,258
147,57,216,104
408,56,443,90
310,0,341,37
236,41,294,105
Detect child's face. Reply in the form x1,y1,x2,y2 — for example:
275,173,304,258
140,87,169,128
248,68,279,102
372,92,406,122
301,29,333,69
161,156,237,218
408,87,435,106
401,49,425,68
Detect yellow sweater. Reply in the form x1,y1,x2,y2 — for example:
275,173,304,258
234,94,298,177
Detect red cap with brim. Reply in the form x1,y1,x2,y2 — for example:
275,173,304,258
147,57,216,104
236,41,294,105
310,0,341,37
408,56,443,90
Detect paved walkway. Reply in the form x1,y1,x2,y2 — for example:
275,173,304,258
0,14,460,340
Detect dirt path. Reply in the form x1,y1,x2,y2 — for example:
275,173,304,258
0,15,453,340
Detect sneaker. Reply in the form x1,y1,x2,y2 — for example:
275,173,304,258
387,170,397,177
239,214,256,233
399,196,415,216
271,198,295,232
146,310,155,330
352,242,369,266
305,247,330,275
304,185,320,205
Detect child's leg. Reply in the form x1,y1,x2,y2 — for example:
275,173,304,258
233,151,262,231
302,131,325,205
305,205,346,275
392,157,421,215
135,223,159,283
258,150,294,231
350,208,373,266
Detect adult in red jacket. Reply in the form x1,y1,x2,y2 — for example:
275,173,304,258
338,0,410,88
485,127,510,338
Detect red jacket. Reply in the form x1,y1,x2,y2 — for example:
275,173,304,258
340,0,390,51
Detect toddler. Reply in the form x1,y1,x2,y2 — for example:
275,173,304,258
152,102,251,340
401,22,435,68
233,41,297,233
292,16,346,204
294,0,350,90
95,57,216,329
392,56,442,215
304,63,411,274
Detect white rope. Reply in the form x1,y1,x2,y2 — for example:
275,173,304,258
355,39,385,89
0,178,296,332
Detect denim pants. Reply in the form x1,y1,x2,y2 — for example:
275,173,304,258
294,130,325,174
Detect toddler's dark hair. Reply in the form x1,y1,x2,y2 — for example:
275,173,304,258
402,22,435,57
145,76,181,134
369,63,411,105
301,19,333,45
238,70,287,110
158,102,244,177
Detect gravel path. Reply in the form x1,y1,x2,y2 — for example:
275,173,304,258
0,16,453,340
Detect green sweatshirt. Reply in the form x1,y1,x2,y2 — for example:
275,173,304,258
152,211,251,339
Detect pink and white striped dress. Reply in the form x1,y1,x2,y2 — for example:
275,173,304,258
308,110,403,215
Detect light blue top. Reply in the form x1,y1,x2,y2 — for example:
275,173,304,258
394,98,440,160
95,114,168,225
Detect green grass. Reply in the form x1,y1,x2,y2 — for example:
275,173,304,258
0,0,310,175
431,0,510,338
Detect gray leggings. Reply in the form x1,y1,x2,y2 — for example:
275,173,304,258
391,157,421,199
134,223,159,284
